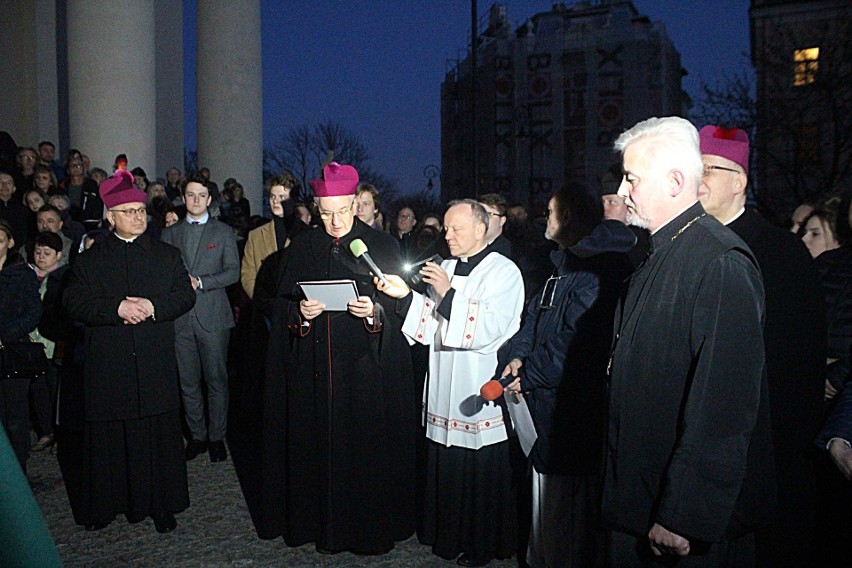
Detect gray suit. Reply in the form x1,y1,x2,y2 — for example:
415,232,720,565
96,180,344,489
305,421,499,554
162,217,239,442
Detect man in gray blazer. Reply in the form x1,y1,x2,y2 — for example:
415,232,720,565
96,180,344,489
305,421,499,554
162,174,239,462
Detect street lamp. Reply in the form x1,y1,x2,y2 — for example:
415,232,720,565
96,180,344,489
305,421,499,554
424,164,440,192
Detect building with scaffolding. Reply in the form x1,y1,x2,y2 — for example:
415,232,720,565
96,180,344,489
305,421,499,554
441,1,684,210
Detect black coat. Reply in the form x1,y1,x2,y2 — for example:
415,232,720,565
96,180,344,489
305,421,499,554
0,199,28,248
0,252,41,344
257,219,416,554
729,209,825,564
61,177,103,230
603,203,776,543
37,265,74,344
63,233,195,421
814,246,852,388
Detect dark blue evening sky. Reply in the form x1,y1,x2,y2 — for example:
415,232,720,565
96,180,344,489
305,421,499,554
183,1,752,193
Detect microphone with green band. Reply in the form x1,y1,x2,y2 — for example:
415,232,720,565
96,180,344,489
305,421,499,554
349,239,390,287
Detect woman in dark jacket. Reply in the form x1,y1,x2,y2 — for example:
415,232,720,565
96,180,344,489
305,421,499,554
0,220,43,472
500,184,634,568
28,231,73,452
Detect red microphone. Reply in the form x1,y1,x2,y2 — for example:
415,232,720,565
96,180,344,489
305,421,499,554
479,375,516,401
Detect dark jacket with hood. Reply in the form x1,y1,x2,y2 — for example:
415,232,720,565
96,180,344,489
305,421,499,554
503,220,634,474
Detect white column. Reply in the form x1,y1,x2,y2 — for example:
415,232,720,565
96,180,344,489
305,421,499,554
155,0,184,179
66,0,157,175
196,0,263,213
35,0,60,148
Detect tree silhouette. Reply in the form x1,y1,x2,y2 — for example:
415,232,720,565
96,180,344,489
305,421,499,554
264,121,399,200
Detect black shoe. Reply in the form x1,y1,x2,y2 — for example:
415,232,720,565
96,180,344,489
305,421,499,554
209,440,227,462
457,552,492,567
185,439,208,461
152,513,177,534
32,434,56,452
84,522,109,532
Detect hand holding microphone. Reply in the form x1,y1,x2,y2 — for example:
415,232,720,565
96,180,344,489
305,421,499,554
480,358,524,401
349,239,389,287
375,274,411,298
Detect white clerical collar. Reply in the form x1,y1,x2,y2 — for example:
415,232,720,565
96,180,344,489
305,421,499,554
115,233,139,243
652,201,699,235
723,207,746,226
188,212,209,225
459,244,488,262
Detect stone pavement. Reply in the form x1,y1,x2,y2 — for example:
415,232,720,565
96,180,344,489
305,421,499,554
27,443,519,567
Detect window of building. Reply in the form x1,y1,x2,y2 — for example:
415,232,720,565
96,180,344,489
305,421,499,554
793,47,819,87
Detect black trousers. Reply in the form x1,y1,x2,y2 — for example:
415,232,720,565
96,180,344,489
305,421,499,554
30,362,57,437
0,378,31,470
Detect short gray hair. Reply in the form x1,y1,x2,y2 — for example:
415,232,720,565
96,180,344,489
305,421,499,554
48,193,71,209
448,198,489,229
614,116,703,184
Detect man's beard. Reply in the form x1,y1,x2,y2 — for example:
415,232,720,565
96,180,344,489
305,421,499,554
625,207,651,230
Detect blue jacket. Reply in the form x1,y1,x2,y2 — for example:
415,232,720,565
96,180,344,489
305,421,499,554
504,220,634,474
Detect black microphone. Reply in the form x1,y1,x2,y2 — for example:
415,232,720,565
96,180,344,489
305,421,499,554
404,253,443,286
349,239,390,287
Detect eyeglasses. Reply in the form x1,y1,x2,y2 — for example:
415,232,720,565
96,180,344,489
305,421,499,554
318,206,353,220
486,212,504,218
702,164,743,178
398,214,414,220
111,207,147,217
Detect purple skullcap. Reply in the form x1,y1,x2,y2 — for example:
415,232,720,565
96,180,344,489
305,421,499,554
100,170,147,209
310,162,359,197
699,125,749,175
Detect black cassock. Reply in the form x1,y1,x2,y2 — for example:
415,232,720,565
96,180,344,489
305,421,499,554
63,233,195,525
603,203,776,545
256,219,416,554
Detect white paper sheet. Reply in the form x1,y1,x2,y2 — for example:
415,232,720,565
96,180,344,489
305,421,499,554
505,392,538,457
298,279,359,311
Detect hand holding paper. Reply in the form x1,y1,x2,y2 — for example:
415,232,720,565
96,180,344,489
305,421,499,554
300,299,325,320
347,296,374,318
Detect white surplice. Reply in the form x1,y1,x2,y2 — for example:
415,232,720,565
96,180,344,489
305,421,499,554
402,251,524,450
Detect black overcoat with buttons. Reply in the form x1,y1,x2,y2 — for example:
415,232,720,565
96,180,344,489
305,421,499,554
63,232,195,421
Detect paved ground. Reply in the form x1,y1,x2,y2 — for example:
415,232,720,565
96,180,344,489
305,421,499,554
28,442,519,567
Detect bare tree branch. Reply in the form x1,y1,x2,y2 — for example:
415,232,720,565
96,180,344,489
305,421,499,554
264,121,399,200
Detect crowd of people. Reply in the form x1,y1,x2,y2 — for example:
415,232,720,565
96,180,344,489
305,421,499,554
1,117,851,567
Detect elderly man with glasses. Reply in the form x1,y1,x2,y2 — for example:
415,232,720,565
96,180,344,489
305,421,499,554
63,170,195,534
698,125,825,567
254,162,416,556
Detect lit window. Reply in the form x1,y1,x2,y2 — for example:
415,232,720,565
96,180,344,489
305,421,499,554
794,47,819,87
